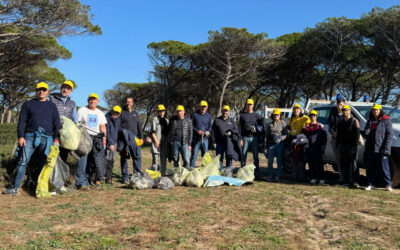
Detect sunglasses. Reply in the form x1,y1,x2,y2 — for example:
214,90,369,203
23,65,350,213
36,88,47,92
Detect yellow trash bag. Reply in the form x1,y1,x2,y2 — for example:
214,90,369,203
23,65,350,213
36,145,60,198
171,165,190,186
185,169,204,187
145,169,161,179
200,154,221,180
201,152,212,166
236,164,256,182
59,116,81,150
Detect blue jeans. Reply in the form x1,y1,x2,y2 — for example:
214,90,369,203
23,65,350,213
120,148,142,182
241,136,259,174
267,142,284,178
13,133,52,189
173,141,190,168
366,152,392,187
75,154,90,188
190,138,208,167
216,143,232,170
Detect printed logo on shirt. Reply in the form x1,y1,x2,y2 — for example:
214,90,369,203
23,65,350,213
87,114,99,127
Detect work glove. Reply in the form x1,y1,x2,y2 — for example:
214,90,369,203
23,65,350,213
250,125,257,133
205,131,210,137
225,131,232,137
213,143,217,149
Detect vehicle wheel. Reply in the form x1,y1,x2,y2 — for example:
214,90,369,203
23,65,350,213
390,148,400,187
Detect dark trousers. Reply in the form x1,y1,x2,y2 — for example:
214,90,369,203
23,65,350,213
290,145,306,181
105,148,116,183
307,146,324,180
339,144,359,184
120,148,142,182
366,152,392,187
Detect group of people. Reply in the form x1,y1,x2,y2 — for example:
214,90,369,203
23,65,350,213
2,82,395,195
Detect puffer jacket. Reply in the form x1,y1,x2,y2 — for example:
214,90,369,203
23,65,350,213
167,115,193,145
364,115,394,155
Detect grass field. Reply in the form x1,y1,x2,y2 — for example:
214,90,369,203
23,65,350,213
1,124,400,249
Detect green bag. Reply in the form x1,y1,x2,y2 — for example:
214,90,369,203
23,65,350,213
200,154,221,180
171,165,190,186
59,116,81,150
236,164,256,182
201,152,212,166
185,169,204,187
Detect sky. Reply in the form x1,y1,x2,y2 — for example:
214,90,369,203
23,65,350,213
53,0,400,108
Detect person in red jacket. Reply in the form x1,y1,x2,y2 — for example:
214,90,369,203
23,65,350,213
303,110,327,184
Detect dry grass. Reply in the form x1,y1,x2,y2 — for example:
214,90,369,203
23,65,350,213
1,147,400,249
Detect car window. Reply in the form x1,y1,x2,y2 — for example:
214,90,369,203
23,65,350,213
314,107,331,124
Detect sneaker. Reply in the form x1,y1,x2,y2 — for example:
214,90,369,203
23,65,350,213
310,179,317,184
385,186,393,192
123,180,129,185
57,186,68,194
365,185,375,191
353,182,360,188
267,176,274,182
79,186,90,191
274,177,280,182
2,188,18,195
95,181,101,186
319,180,325,185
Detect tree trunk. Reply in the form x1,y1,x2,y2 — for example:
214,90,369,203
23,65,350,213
6,109,12,123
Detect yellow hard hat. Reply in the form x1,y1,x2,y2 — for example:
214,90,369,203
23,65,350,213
342,104,351,110
36,82,49,90
310,110,318,116
112,105,122,113
247,99,254,105
222,105,230,111
157,104,166,111
62,80,74,89
176,105,184,111
135,137,143,146
200,100,208,107
272,108,281,115
372,104,382,110
89,93,99,100
293,104,301,109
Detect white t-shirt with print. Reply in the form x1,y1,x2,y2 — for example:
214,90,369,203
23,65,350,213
78,106,107,135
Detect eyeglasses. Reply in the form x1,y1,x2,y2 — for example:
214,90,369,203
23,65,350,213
36,88,47,92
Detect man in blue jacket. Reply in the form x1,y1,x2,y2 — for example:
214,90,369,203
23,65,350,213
3,82,60,195
190,101,212,167
105,105,121,184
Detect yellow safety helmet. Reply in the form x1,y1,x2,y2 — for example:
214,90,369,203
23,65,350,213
309,110,318,116
342,104,351,110
89,93,99,100
62,80,74,89
157,104,166,111
222,105,230,111
372,104,382,110
135,137,143,146
247,99,254,105
176,105,184,111
272,108,281,115
293,104,301,109
36,82,49,90
200,100,208,107
112,105,122,113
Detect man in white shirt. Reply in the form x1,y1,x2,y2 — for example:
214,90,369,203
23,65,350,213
75,93,107,190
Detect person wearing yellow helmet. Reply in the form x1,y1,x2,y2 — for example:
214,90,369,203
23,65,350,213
364,104,394,192
336,104,360,187
3,82,61,195
265,108,288,182
119,96,144,184
167,105,193,169
150,104,169,175
104,106,122,184
190,100,212,168
75,93,107,189
49,80,78,123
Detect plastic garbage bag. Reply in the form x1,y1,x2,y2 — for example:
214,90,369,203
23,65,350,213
220,166,234,177
36,145,60,198
130,171,154,190
236,164,256,182
200,154,220,180
50,156,70,189
171,165,190,186
155,177,175,190
185,169,204,187
74,126,93,158
201,152,212,166
145,169,161,179
59,116,81,150
204,175,251,187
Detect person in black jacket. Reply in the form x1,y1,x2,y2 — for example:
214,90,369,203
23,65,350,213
105,106,121,184
167,105,193,169
119,97,143,184
303,110,327,184
364,104,394,192
336,105,360,187
212,105,241,169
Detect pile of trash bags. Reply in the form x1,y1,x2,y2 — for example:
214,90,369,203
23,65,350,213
129,152,255,190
